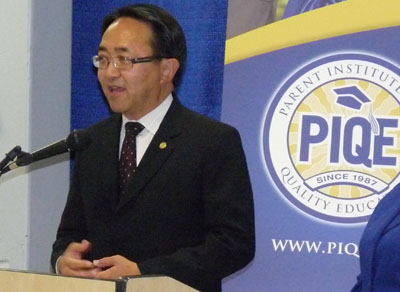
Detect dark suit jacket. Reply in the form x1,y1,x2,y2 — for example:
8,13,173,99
351,184,400,292
51,98,255,292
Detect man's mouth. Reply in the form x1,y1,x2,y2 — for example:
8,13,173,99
108,86,125,93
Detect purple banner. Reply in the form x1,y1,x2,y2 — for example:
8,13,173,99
221,26,400,291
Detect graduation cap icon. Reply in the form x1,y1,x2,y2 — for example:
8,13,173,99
333,86,371,110
333,85,379,135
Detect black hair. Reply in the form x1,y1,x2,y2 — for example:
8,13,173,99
102,3,186,88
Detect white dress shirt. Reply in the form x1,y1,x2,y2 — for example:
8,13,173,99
119,93,173,166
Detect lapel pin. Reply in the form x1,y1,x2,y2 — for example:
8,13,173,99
159,142,167,149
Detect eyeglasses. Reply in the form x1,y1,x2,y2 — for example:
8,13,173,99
92,55,163,70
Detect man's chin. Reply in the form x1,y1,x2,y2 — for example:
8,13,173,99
107,102,126,114
107,106,125,116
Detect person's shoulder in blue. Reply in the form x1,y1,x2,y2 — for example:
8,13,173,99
352,183,400,292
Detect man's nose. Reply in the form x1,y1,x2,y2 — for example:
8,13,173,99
105,61,121,78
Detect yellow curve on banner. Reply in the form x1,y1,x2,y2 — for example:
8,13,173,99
225,0,400,64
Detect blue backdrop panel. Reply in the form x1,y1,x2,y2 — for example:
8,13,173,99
222,25,400,292
71,0,227,131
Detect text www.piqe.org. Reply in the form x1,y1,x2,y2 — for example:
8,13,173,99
271,239,359,258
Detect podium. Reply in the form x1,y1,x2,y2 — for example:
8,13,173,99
0,269,200,292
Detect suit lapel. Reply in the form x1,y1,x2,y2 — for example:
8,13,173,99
96,114,121,210
117,98,185,210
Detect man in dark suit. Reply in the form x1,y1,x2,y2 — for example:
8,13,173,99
51,4,255,292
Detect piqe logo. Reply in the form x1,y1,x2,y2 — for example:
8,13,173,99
263,53,400,223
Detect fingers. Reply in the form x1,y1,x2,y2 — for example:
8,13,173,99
93,255,141,280
64,240,92,259
93,255,118,269
59,256,98,277
96,266,118,279
62,267,101,278
58,240,97,278
93,256,120,280
59,242,141,280
61,256,95,270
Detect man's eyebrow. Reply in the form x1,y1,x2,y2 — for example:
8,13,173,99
98,46,130,53
115,47,130,53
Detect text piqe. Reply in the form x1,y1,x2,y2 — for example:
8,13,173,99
299,115,398,167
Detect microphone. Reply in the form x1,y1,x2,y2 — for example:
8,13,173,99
0,145,22,171
1,130,91,174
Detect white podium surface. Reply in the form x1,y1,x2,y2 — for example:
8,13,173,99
0,269,200,292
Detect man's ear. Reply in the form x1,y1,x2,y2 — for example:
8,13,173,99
160,58,180,84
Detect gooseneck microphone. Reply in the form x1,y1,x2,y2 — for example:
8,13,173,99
0,130,91,176
0,145,22,171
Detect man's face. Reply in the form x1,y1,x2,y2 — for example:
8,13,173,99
97,17,164,120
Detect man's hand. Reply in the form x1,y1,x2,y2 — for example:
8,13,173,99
58,240,100,278
93,255,141,280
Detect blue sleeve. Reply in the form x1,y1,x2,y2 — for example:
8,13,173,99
350,274,362,292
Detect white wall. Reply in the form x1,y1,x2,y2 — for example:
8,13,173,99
0,0,72,272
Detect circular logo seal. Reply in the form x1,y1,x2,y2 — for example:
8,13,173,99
263,53,400,223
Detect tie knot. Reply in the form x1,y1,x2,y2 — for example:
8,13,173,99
125,122,144,137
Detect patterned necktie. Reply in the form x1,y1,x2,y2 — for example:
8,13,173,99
119,122,144,197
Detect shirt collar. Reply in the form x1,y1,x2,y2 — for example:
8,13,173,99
121,93,173,135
